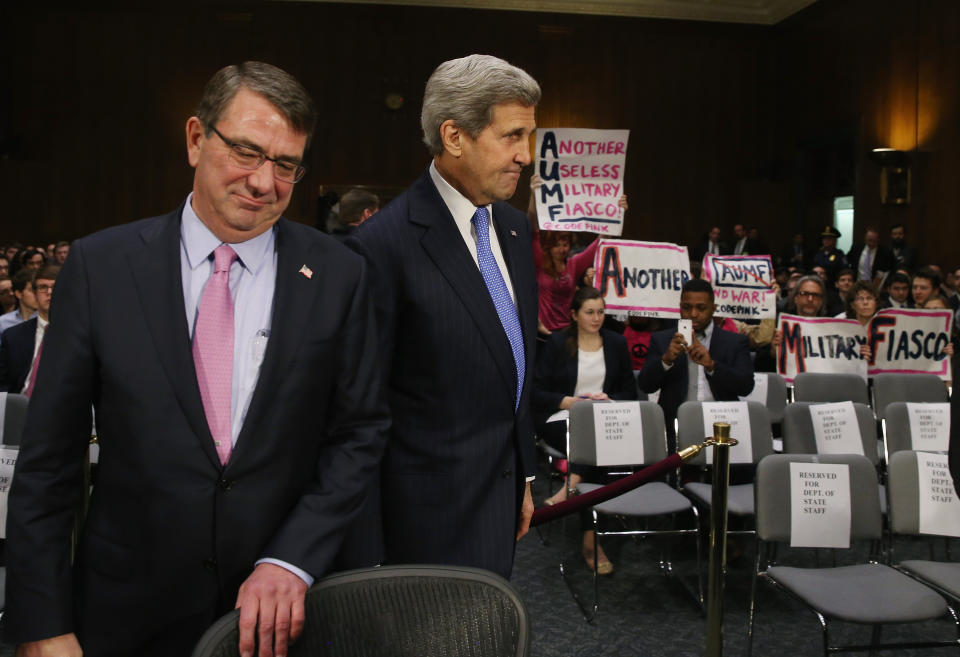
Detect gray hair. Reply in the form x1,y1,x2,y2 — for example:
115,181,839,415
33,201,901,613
788,274,827,316
195,61,317,147
420,54,541,156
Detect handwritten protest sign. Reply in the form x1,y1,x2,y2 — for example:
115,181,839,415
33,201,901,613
594,240,691,319
917,453,960,537
906,402,950,452
866,308,953,381
0,446,17,539
535,128,629,235
701,402,753,464
790,462,851,548
702,254,776,319
776,314,867,383
810,401,864,455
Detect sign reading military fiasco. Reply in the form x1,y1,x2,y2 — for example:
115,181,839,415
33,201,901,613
776,309,952,383
535,128,629,235
702,254,776,319
593,240,691,319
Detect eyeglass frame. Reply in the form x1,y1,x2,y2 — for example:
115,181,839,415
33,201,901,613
208,125,307,183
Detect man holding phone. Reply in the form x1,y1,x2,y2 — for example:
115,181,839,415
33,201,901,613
637,278,754,450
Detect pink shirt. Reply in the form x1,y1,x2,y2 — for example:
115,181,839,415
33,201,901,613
531,228,599,331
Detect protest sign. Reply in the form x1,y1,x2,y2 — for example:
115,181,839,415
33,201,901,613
702,254,776,319
535,128,629,235
917,453,960,537
776,314,867,383
906,402,950,452
790,462,851,548
866,308,953,381
593,240,691,319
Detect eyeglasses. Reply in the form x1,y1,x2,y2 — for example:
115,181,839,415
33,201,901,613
209,126,306,183
854,295,876,303
34,283,55,294
797,291,823,299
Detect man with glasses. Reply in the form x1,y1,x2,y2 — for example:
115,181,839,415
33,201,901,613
0,265,58,394
5,62,388,657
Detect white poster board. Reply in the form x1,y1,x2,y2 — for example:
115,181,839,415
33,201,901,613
917,453,960,537
535,128,629,235
776,315,868,383
0,446,18,539
868,308,953,382
907,402,950,453
592,402,644,466
702,402,753,464
810,402,864,455
702,254,777,320
594,240,691,319
790,462,851,548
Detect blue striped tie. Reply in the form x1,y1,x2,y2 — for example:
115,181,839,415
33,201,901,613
472,207,525,410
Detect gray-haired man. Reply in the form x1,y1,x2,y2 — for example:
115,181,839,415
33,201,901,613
348,54,540,578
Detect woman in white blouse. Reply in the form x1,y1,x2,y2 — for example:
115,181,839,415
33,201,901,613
532,286,637,574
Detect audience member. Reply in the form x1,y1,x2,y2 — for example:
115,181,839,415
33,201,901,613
827,268,855,316
692,226,727,262
882,271,912,308
348,54,540,579
0,265,59,393
18,249,44,273
731,223,758,255
327,188,380,241
53,241,70,265
637,279,754,447
781,233,810,270
0,276,13,315
890,223,918,271
5,61,389,657
533,286,636,573
845,280,878,326
0,269,38,334
784,274,827,317
623,316,662,371
847,226,894,286
747,226,769,256
911,267,940,308
812,225,848,283
0,256,9,277
939,266,960,311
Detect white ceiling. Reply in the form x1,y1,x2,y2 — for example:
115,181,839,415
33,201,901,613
289,0,818,25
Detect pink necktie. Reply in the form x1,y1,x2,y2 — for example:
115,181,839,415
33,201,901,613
193,244,237,465
24,330,45,398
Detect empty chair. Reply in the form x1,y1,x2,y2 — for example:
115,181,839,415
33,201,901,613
748,453,957,656
569,400,702,620
0,392,29,447
782,402,880,465
740,372,788,425
676,400,774,521
192,565,530,657
872,372,948,421
882,400,951,461
792,372,869,405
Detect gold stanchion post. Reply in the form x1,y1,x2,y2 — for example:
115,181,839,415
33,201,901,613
705,422,736,657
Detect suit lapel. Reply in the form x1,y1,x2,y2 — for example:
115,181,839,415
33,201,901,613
128,208,221,470
231,219,316,461
409,173,518,394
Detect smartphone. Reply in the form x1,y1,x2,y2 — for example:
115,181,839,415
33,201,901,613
678,319,693,345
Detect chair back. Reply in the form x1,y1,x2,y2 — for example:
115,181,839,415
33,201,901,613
872,373,947,420
782,402,880,466
755,453,882,544
192,565,531,657
675,400,773,465
883,401,952,460
792,372,869,404
763,372,788,424
568,400,667,466
0,393,28,446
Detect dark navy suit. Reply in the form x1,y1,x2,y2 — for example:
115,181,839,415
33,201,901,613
0,317,37,393
348,168,538,578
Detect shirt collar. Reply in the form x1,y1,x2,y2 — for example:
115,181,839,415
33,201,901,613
429,160,492,227
699,321,714,342
181,193,276,274
37,315,49,330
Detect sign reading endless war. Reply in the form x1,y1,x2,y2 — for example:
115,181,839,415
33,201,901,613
535,128,629,235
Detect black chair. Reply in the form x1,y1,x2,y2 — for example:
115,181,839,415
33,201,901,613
192,565,530,657
0,392,28,617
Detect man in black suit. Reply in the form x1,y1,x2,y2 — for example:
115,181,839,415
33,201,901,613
891,223,918,272
0,265,58,394
348,54,539,579
5,62,388,657
637,279,754,447
692,226,728,263
847,226,895,287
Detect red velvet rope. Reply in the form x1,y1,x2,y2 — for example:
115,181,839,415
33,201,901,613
530,452,685,527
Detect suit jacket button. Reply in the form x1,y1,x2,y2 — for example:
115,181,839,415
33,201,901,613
502,469,512,479
217,478,232,491
203,557,217,571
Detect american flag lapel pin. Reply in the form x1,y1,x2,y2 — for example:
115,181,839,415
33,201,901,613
299,264,313,279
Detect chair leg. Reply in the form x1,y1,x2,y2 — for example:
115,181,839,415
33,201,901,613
868,625,882,657
692,505,705,611
817,613,830,657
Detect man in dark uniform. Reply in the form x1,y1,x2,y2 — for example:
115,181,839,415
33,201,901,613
812,225,848,284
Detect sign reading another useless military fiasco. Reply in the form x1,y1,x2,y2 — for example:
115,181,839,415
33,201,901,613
776,308,953,383
593,240,691,319
535,128,629,235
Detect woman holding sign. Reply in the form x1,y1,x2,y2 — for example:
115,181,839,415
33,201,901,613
533,287,637,574
528,175,627,334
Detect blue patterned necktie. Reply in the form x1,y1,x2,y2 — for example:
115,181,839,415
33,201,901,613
471,207,525,410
